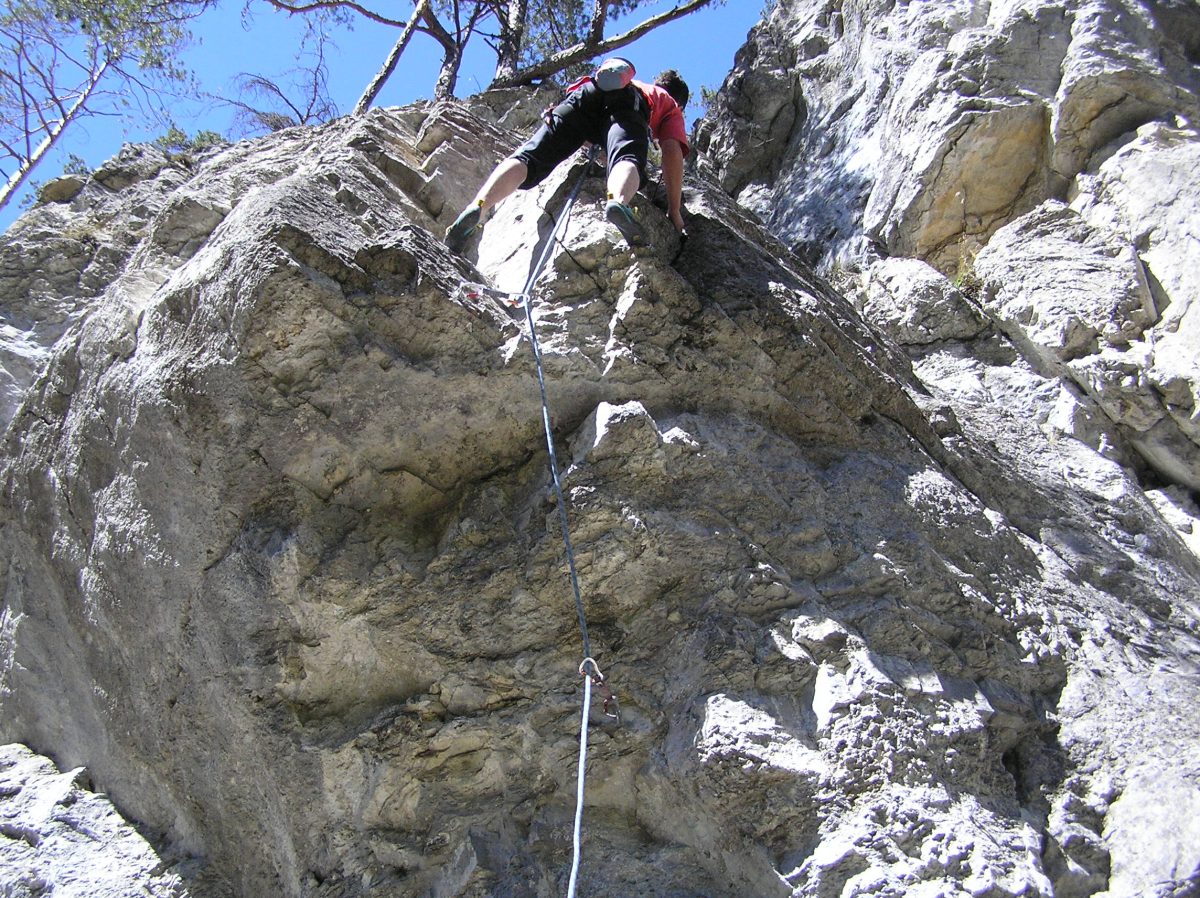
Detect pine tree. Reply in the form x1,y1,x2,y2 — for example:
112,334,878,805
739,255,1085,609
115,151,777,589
0,0,211,212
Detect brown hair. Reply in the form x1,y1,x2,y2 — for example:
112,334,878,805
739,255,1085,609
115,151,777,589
655,69,689,109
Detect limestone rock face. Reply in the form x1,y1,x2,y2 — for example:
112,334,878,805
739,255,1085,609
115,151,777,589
860,257,988,345
972,196,1200,491
0,29,1198,898
974,201,1156,362
701,0,1200,513
696,0,1200,274
1,140,245,428
700,0,1200,893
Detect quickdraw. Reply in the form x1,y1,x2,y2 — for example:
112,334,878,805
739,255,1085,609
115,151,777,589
580,657,620,722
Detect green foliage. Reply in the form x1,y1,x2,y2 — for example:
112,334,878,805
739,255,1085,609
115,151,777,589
519,0,667,76
62,153,90,175
1,0,209,77
521,0,588,70
17,184,40,209
953,258,984,302
152,125,224,155
45,0,208,76
1,0,211,212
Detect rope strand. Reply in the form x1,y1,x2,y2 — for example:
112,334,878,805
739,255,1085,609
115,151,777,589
517,147,598,661
507,147,603,897
566,668,593,898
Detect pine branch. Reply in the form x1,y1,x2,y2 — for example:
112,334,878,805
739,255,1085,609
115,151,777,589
262,0,408,28
489,0,717,89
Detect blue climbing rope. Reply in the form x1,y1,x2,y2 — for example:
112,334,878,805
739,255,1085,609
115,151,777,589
507,146,618,898
516,146,597,663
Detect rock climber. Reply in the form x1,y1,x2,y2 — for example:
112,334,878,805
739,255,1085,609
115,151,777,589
445,59,690,252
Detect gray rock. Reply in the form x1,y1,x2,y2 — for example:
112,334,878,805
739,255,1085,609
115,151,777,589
698,0,1200,274
0,125,355,429
861,257,988,344
974,200,1156,361
38,174,87,204
1050,0,1193,187
92,144,171,191
0,12,1198,898
971,198,1200,489
0,743,223,897
1070,121,1200,449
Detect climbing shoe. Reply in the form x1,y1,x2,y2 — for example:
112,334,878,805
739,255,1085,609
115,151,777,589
605,199,646,247
445,202,483,253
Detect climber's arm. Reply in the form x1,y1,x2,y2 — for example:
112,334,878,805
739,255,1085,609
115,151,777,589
661,138,685,232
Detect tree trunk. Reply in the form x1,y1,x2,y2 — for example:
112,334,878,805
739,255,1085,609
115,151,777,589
586,0,606,47
353,0,430,115
433,44,461,100
493,0,528,85
0,55,109,215
415,4,464,101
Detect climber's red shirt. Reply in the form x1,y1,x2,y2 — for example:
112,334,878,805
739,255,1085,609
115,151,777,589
634,80,690,157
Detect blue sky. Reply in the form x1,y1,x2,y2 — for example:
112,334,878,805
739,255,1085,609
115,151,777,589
1,0,762,232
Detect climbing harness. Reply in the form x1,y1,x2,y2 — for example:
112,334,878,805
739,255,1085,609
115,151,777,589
485,145,621,897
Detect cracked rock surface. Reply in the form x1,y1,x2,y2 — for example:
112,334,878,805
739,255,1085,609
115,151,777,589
1,12,1199,898
697,0,1200,275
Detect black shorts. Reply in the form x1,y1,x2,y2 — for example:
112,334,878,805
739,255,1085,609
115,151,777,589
513,81,651,189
